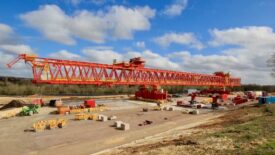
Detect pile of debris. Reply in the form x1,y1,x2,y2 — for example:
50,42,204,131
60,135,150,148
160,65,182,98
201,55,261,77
139,120,153,126
0,100,27,110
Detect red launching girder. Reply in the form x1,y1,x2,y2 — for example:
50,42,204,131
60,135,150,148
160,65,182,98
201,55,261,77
7,54,241,87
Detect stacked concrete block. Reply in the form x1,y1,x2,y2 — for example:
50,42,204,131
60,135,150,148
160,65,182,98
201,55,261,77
108,115,117,120
163,106,168,111
111,121,130,131
152,106,162,111
121,123,130,131
97,114,103,121
114,121,123,128
101,115,108,122
182,109,190,114
190,109,199,115
168,107,174,111
163,106,175,111
97,114,108,122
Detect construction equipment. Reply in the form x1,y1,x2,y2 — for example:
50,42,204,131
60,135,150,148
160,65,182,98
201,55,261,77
84,99,96,108
57,106,70,115
20,104,40,116
258,96,275,104
189,93,197,105
211,95,220,109
49,99,62,107
233,95,248,105
7,54,241,101
246,91,256,100
32,98,44,106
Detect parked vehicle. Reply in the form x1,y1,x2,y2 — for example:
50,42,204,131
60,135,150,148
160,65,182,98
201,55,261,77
19,104,40,116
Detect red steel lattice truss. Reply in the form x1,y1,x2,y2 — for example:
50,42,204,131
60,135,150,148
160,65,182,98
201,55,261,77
7,54,241,87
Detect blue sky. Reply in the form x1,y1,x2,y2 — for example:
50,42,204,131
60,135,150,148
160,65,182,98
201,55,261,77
0,0,275,84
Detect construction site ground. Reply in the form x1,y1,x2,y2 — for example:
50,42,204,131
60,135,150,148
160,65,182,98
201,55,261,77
101,102,275,155
0,95,259,155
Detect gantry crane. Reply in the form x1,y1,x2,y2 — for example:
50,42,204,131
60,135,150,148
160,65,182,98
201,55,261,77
7,54,241,101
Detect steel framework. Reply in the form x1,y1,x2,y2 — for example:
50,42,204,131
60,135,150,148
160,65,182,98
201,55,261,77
7,54,241,87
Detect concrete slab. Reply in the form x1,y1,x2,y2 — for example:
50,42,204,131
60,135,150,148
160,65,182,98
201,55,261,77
121,123,130,131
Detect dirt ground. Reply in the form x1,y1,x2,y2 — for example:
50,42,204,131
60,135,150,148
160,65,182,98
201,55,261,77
0,95,129,107
102,101,273,155
0,96,238,155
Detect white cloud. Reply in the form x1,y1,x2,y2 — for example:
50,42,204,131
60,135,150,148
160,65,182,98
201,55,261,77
166,26,275,85
209,26,275,49
163,0,188,17
139,50,180,70
94,49,179,70
0,51,32,77
154,32,204,50
2,21,273,85
107,6,155,39
169,50,274,85
48,50,82,60
0,23,34,77
65,47,181,70
20,5,155,45
135,41,145,48
0,44,33,55
209,27,275,73
0,51,16,69
45,25,275,85
20,5,76,45
82,47,123,64
68,0,108,6
0,23,14,44
0,23,34,55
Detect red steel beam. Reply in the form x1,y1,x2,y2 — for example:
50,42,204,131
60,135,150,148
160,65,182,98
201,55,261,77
7,54,241,87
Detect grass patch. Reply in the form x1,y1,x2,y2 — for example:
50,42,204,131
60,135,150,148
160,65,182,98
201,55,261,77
212,120,262,142
208,104,275,154
263,105,275,116
114,104,275,155
247,140,275,155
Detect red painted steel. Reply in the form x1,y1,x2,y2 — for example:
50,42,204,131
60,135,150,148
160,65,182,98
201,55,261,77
135,85,168,100
84,99,96,108
7,54,241,87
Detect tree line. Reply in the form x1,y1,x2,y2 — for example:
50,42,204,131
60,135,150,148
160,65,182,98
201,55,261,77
0,76,274,96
